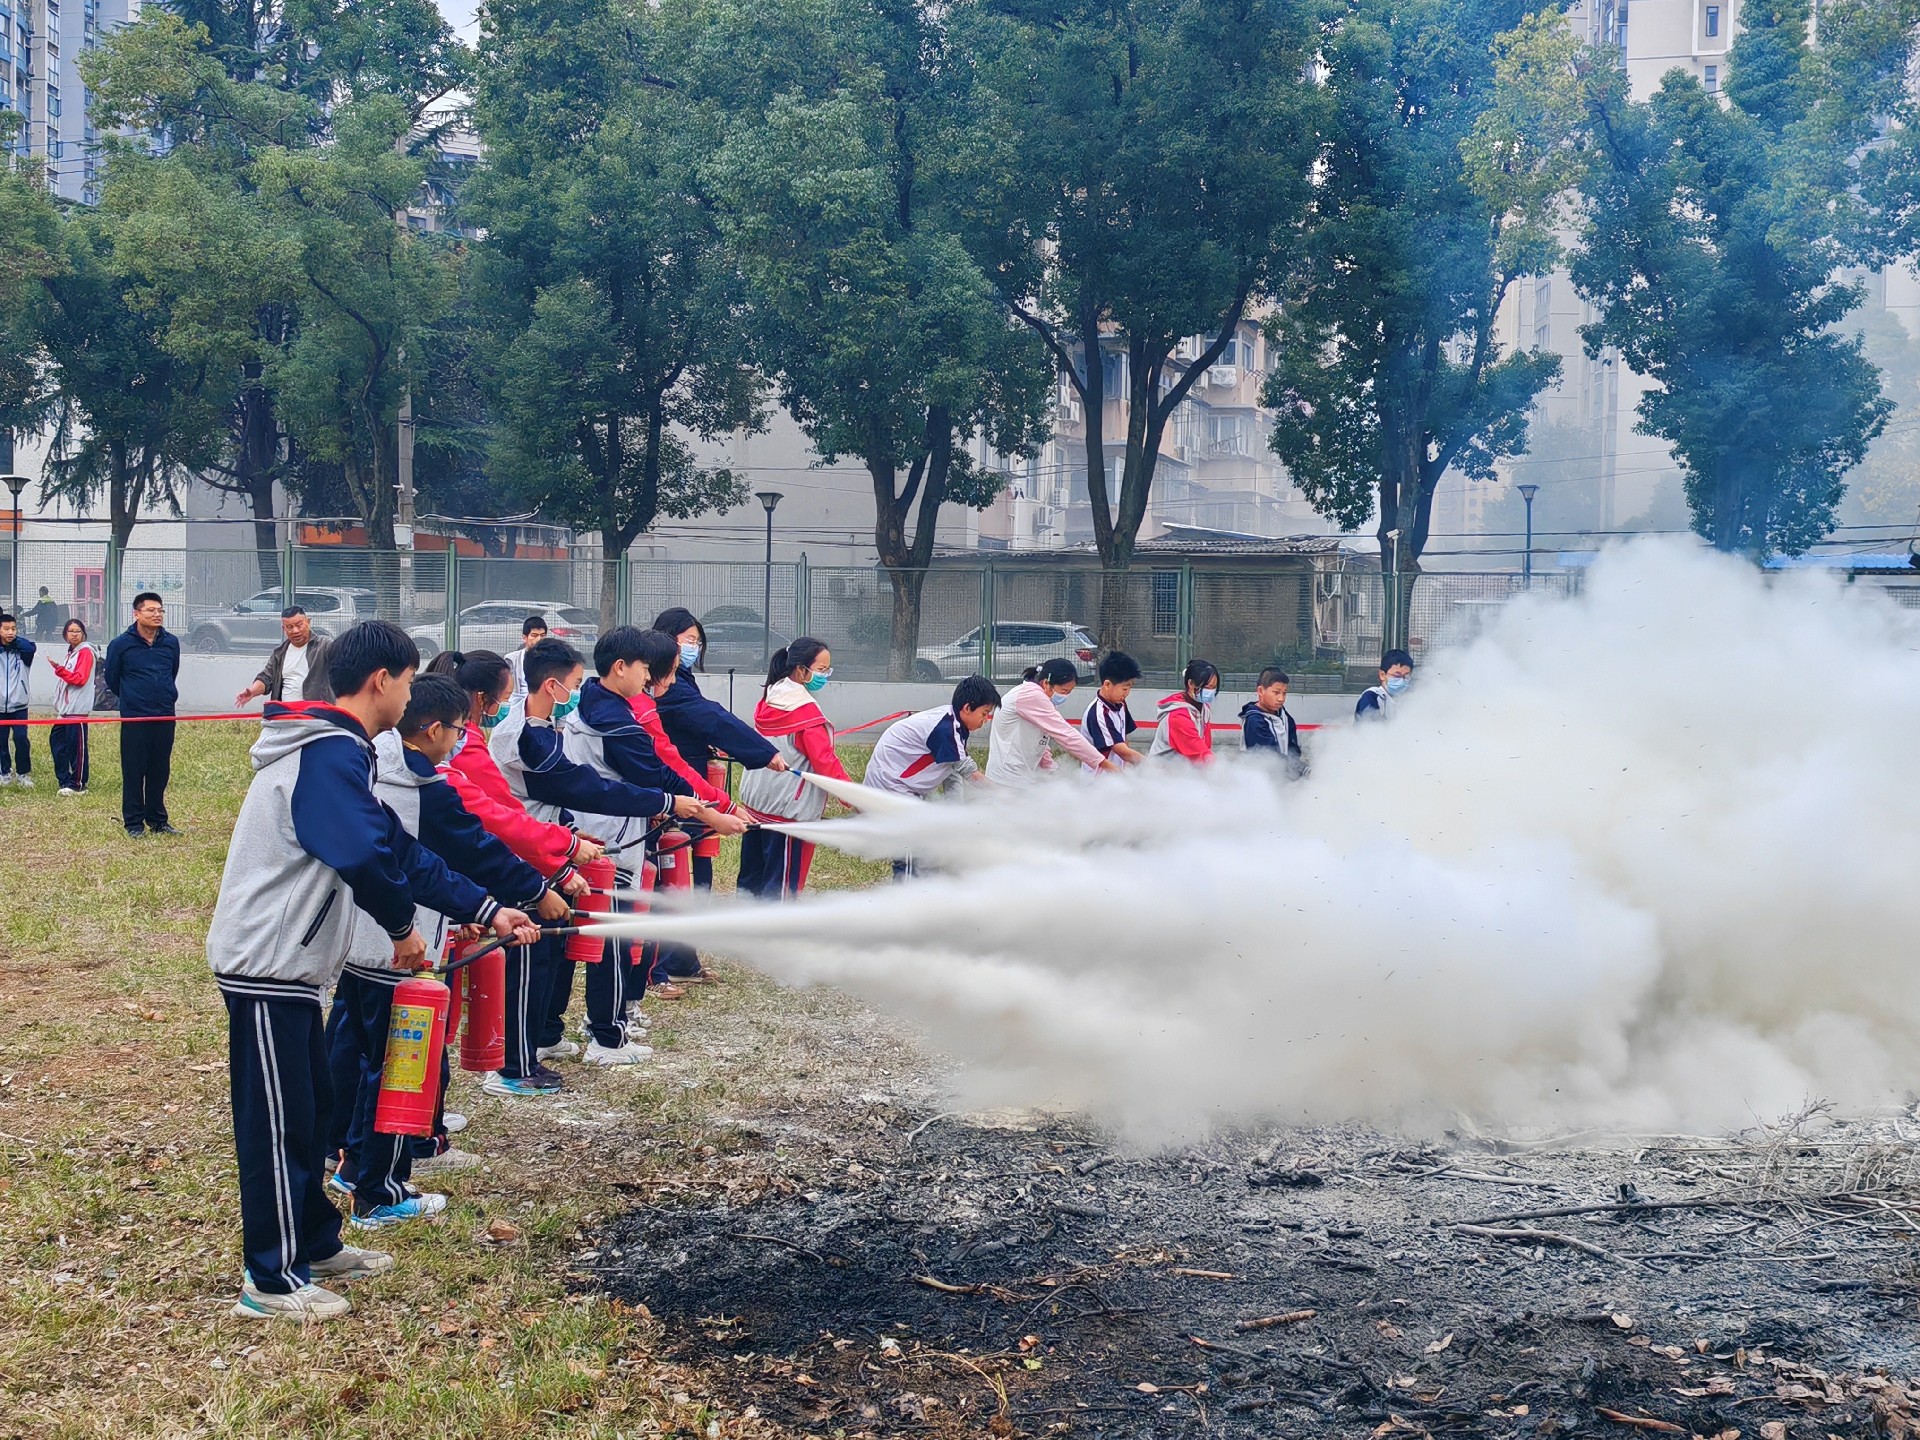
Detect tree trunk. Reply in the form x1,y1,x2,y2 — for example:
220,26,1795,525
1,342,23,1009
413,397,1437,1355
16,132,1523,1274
599,550,622,633
886,564,928,681
237,378,281,587
869,413,953,681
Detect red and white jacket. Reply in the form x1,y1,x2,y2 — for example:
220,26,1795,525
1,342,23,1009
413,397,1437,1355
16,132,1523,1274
50,642,95,718
1148,692,1212,764
444,728,582,881
737,680,849,821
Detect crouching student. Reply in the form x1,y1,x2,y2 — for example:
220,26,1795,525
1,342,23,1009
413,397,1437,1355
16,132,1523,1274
864,675,999,877
491,638,704,1074
1240,667,1306,778
327,676,545,1223
1082,651,1145,770
1150,659,1219,763
1355,649,1413,722
205,622,433,1320
737,639,847,899
572,627,747,1005
988,658,1116,784
424,650,602,1092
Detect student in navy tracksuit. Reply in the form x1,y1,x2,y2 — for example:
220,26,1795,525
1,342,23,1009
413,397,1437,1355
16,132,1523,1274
0,612,35,785
327,677,547,1223
206,622,528,1321
1355,648,1414,722
489,638,703,1090
1240,667,1306,778
650,607,780,888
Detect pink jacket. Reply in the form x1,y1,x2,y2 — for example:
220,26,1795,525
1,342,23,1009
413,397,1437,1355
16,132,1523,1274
984,680,1106,784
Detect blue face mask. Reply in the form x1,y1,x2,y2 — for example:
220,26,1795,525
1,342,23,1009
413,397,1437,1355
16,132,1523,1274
553,687,582,721
679,641,702,669
1198,686,1218,706
449,727,468,758
804,668,831,694
482,700,509,728
1385,675,1411,697
1049,691,1070,709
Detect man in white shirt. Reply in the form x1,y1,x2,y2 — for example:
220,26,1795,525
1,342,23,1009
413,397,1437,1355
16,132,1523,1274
236,606,335,706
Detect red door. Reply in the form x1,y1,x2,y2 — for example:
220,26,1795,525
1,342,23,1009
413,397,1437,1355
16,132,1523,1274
72,568,104,631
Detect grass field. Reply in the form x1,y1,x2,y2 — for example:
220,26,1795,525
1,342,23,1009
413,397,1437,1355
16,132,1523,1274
0,718,901,1439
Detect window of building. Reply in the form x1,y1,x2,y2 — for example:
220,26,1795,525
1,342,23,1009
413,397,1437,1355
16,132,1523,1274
1705,5,1719,37
1151,571,1180,637
1704,64,1719,93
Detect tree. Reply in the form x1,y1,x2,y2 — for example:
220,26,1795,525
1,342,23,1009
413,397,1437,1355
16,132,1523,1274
469,0,761,625
1841,306,1920,526
700,0,1052,677
0,119,63,462
1492,0,1920,555
965,0,1324,646
1262,0,1567,651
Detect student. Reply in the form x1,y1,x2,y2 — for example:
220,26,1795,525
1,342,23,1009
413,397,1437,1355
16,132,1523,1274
1149,659,1219,763
236,605,335,706
326,676,543,1222
736,638,847,899
1082,651,1146,770
865,675,1000,798
986,658,1114,785
104,592,182,837
1355,648,1414,722
650,607,785,889
505,616,548,701
489,638,703,1076
424,650,602,1091
0,611,34,786
49,617,95,795
571,627,747,1003
204,621,445,1320
1241,667,1305,777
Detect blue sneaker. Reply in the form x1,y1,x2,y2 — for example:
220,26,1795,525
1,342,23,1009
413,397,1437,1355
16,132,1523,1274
483,1073,557,1098
327,1171,353,1197
347,1192,447,1230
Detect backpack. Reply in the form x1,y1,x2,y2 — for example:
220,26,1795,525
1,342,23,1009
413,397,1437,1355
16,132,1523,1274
92,645,117,711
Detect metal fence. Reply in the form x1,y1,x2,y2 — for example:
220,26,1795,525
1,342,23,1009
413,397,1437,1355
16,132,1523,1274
0,538,1613,686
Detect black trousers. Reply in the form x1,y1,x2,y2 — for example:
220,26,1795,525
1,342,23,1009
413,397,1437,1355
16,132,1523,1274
50,719,88,790
223,985,345,1294
580,864,644,1047
323,972,413,1210
120,718,174,830
502,938,550,1079
0,707,28,776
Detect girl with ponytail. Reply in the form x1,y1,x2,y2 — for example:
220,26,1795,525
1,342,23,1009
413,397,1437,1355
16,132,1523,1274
984,656,1115,786
735,638,850,898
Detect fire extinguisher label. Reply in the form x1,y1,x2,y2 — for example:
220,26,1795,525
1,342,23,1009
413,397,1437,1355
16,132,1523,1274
385,1004,437,1093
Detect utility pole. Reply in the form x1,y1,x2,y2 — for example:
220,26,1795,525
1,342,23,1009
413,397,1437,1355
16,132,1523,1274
757,491,783,669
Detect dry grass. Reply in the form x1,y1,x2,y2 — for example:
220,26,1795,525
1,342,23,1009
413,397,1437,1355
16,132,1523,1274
0,721,913,1439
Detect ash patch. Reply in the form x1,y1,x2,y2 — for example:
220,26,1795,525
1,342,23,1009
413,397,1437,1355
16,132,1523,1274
583,1117,1920,1437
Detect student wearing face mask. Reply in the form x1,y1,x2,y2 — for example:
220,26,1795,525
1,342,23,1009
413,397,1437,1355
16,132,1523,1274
985,658,1115,786
736,638,848,899
1149,659,1220,763
1354,649,1414,722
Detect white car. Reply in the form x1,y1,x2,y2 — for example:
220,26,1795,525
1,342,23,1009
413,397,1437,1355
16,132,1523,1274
411,601,600,660
913,621,1098,682
189,586,378,654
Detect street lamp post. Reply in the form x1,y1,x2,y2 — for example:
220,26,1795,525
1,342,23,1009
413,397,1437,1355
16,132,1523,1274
1383,527,1402,653
1517,483,1539,589
756,490,783,669
3,473,25,615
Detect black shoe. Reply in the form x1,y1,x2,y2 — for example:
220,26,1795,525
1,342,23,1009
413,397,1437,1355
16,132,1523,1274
529,1063,566,1089
151,824,184,836
125,827,147,839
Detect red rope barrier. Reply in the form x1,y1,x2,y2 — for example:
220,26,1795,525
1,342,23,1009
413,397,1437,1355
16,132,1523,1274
1,711,261,728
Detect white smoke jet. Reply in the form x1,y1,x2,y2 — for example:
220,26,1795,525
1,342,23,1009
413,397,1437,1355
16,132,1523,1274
602,541,1920,1138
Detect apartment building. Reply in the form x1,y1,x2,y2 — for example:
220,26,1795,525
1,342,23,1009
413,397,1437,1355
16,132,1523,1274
2,0,130,202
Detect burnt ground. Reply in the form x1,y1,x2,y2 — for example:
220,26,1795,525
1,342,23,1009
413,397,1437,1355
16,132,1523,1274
581,1108,1920,1439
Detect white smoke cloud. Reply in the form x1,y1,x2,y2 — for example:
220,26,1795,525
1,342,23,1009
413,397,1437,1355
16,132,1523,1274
608,541,1920,1138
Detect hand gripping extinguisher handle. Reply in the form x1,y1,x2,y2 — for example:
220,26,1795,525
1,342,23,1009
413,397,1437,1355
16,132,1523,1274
435,923,586,975
601,816,679,858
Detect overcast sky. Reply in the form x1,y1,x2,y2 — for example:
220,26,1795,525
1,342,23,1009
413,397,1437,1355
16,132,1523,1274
437,0,482,45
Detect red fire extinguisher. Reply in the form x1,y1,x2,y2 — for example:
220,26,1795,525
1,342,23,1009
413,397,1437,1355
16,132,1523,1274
459,941,506,1073
656,829,695,894
443,937,463,1039
567,855,617,963
695,762,728,863
373,973,452,1137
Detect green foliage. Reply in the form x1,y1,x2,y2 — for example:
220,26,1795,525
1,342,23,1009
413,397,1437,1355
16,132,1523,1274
1265,0,1565,642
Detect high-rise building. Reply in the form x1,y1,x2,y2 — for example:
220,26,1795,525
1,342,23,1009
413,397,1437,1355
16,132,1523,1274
3,0,132,202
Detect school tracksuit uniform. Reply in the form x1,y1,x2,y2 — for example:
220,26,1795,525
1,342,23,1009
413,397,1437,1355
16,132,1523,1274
490,701,672,1053
206,703,458,1296
655,666,777,887
1240,699,1306,777
0,633,35,778
631,688,734,900
1149,693,1213,763
328,732,547,1208
985,679,1107,785
1354,684,1397,721
737,679,847,899
863,705,983,879
49,642,95,790
1081,694,1138,771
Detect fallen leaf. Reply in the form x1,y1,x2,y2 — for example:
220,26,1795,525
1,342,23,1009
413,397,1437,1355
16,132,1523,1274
1377,1321,1404,1340
1613,1313,1636,1330
1759,1424,1787,1440
484,1220,521,1244
1137,1383,1161,1395
1425,1334,1454,1354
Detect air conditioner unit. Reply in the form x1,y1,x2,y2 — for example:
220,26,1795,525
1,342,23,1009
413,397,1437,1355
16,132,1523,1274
1206,364,1239,388
1176,336,1204,362
827,576,849,600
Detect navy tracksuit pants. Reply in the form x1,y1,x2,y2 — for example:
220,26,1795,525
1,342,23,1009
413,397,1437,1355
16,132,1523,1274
323,971,414,1209
580,864,646,1048
223,984,345,1294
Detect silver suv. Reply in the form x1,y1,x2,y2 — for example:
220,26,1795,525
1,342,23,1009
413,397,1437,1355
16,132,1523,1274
189,587,377,654
914,620,1098,683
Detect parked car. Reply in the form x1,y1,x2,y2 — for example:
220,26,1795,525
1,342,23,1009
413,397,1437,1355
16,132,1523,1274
189,586,378,654
913,621,1098,682
699,618,790,674
411,601,599,661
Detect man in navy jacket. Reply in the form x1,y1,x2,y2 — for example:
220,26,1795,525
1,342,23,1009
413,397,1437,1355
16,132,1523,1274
103,591,182,836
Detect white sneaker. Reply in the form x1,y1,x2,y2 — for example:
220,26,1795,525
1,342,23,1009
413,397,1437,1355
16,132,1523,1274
536,1039,580,1061
57,786,76,797
442,1112,468,1135
309,1245,394,1281
412,1146,482,1176
13,774,31,789
582,1039,653,1066
232,1281,351,1321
